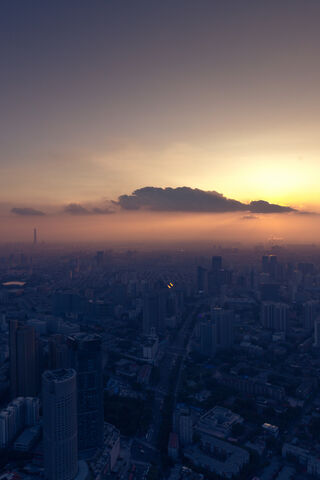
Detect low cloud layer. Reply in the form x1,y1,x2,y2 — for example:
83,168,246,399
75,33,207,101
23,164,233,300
115,187,296,214
11,207,45,216
8,187,300,218
242,215,259,220
63,203,114,215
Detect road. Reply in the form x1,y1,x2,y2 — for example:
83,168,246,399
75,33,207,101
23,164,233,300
141,302,199,448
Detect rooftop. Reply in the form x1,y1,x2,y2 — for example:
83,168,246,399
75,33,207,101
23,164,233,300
43,368,76,382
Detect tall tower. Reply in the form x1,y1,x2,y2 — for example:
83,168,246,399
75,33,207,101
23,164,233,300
33,228,37,245
42,369,78,480
67,334,103,457
9,320,38,398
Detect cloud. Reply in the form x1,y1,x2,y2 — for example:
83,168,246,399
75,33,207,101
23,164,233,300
7,188,301,219
248,200,295,214
63,203,114,215
63,203,90,215
11,207,45,216
242,215,259,220
91,207,115,215
116,187,246,212
115,187,297,214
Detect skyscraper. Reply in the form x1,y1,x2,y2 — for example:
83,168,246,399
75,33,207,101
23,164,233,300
197,266,208,293
207,257,224,296
42,369,78,480
48,334,70,370
303,301,318,331
33,228,37,245
262,255,269,273
95,250,104,267
211,256,222,272
9,320,38,398
261,255,278,278
314,318,320,348
211,307,235,350
67,334,104,457
142,290,167,334
200,318,215,357
173,405,193,446
199,308,235,357
261,302,288,332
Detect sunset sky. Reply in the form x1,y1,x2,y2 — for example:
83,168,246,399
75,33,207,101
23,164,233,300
1,1,320,242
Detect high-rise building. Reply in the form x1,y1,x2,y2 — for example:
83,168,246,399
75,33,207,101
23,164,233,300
303,301,318,331
9,397,25,433
0,398,24,446
207,256,223,296
0,396,40,449
48,334,70,370
9,320,18,398
260,282,280,302
197,266,208,293
211,256,222,272
199,308,234,356
0,411,9,449
261,302,288,332
9,320,38,398
25,397,40,426
142,290,167,334
179,412,193,446
173,405,193,446
268,255,278,278
67,334,103,457
200,318,215,357
262,255,269,273
211,308,235,350
95,250,104,268
0,409,12,449
42,369,78,480
52,292,86,317
314,318,320,348
261,255,278,278
33,228,37,245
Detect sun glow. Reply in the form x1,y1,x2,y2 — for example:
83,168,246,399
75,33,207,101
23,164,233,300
214,156,318,210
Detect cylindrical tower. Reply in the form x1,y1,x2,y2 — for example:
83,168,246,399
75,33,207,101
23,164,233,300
42,369,78,480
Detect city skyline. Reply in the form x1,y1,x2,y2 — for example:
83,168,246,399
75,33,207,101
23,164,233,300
3,5,320,477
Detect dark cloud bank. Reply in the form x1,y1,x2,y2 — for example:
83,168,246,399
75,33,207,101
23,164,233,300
115,187,296,214
63,203,114,215
11,207,45,216
10,187,301,217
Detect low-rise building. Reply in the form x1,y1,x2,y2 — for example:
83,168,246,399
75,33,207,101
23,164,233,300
262,422,279,437
196,406,243,439
184,433,249,479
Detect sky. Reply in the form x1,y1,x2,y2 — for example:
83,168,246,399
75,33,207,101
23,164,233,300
1,0,320,243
